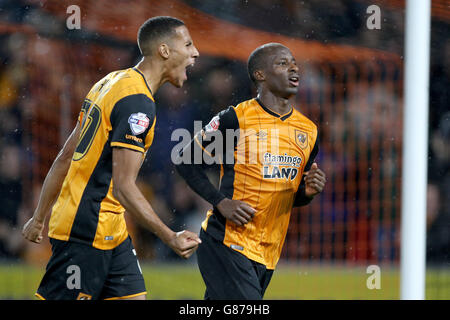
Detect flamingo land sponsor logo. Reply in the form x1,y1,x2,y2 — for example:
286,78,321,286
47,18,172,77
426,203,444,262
128,112,149,135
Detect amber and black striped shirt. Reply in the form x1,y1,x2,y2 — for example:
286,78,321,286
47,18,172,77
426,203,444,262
176,98,318,269
49,67,156,250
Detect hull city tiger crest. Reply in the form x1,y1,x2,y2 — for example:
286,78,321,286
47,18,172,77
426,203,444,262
128,112,149,135
295,129,308,149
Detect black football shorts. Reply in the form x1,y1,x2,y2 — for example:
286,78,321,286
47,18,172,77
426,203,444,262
35,236,146,300
197,229,274,300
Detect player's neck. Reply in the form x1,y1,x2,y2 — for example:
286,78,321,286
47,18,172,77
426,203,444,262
134,57,165,95
257,91,293,116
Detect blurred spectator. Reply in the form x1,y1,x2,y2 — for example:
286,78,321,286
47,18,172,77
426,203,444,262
427,184,441,230
0,144,25,260
429,112,450,184
153,177,205,261
147,83,197,175
427,112,450,264
430,34,450,124
426,182,449,264
203,68,236,113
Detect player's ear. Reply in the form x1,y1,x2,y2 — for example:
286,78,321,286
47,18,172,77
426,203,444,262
158,43,170,59
253,70,265,82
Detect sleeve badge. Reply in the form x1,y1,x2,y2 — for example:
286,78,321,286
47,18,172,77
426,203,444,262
128,112,149,135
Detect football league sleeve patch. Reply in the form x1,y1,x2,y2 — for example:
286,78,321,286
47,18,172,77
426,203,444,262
193,106,239,163
110,94,156,153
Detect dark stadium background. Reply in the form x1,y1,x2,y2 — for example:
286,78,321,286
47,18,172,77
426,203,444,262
0,0,448,299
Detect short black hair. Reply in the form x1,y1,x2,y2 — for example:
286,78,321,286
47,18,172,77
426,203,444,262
247,43,287,85
137,16,185,56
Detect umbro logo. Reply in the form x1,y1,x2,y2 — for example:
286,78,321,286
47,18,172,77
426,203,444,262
256,130,267,140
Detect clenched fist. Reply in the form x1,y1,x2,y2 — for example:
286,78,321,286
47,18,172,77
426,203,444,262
22,217,44,244
304,163,326,197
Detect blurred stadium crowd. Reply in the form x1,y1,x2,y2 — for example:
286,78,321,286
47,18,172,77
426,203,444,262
0,0,448,270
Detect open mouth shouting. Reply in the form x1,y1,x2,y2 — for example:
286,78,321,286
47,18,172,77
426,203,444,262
181,60,196,82
289,74,299,87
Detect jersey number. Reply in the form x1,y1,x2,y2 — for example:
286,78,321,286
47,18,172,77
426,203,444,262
73,100,101,161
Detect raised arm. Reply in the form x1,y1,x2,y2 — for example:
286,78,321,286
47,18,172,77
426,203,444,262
22,122,81,243
112,147,200,259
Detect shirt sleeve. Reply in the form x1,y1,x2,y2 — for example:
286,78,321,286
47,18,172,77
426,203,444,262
193,106,239,164
110,94,156,153
175,106,239,206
